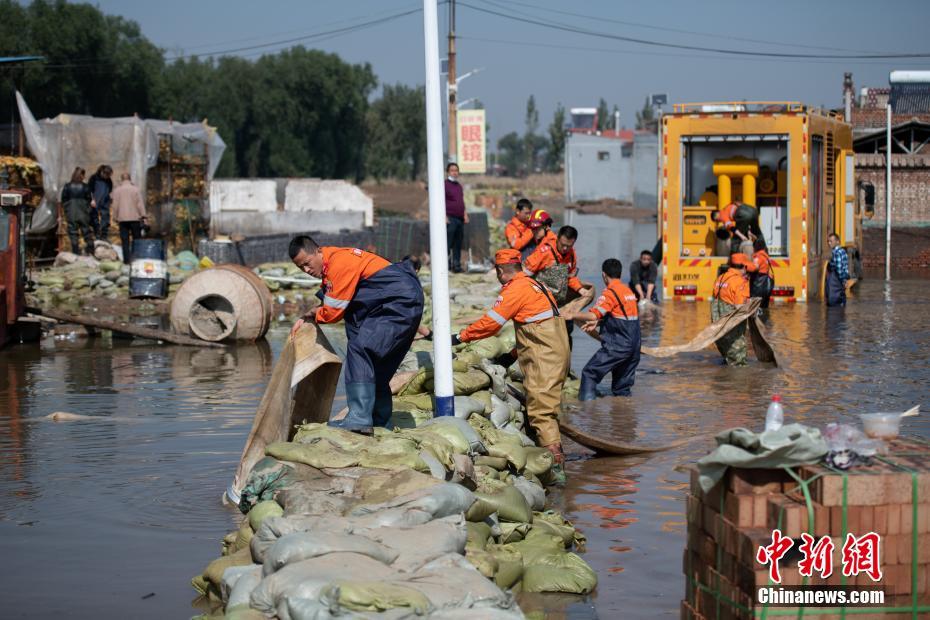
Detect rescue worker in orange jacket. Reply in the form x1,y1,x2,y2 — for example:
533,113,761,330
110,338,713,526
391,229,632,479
711,253,752,366
563,258,641,399
746,237,775,309
290,235,424,432
713,202,763,254
453,249,571,485
505,198,536,259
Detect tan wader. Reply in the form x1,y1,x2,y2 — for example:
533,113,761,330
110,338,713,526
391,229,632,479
515,316,571,448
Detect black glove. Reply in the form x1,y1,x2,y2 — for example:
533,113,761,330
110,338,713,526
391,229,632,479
451,334,461,347
423,329,433,341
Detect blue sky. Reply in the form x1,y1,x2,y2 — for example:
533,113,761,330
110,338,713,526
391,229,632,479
96,0,930,144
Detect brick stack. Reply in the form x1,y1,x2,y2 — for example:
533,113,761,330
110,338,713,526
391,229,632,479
682,437,930,619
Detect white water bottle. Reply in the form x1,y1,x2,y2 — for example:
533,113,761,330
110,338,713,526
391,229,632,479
765,395,784,432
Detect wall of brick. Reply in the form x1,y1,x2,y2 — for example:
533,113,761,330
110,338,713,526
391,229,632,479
861,227,930,278
856,153,930,226
852,109,930,131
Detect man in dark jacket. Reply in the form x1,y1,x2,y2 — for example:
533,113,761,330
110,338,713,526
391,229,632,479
444,162,468,273
87,165,113,240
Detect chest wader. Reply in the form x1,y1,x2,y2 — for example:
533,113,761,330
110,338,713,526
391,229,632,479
514,285,570,448
711,274,748,366
579,289,642,400
335,261,424,432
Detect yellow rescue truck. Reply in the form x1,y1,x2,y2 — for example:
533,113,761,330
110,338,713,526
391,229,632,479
658,102,873,302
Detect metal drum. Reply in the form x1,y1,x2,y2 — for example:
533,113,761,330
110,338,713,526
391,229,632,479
129,239,167,299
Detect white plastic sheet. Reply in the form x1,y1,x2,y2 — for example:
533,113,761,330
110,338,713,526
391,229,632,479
16,91,225,233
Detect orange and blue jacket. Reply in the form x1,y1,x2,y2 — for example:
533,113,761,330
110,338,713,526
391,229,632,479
591,280,639,321
717,203,737,230
315,247,390,323
505,216,534,251
748,249,774,279
459,272,558,342
523,230,584,293
713,268,750,306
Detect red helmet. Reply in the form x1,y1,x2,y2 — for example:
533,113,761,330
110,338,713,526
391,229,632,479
528,209,553,229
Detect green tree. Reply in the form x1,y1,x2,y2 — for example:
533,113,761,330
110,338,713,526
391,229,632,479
636,97,656,130
497,131,524,177
0,0,163,121
546,103,566,172
364,83,426,181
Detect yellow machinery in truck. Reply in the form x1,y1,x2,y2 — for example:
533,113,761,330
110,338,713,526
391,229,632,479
658,102,872,302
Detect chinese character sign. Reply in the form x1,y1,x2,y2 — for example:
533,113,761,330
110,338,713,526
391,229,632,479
757,530,882,584
456,109,486,174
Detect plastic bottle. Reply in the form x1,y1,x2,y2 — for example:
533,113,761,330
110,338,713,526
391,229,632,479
765,395,784,432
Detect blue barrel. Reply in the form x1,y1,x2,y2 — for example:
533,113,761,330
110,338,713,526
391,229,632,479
129,239,168,299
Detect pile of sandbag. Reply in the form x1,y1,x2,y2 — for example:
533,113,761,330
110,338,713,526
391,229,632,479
193,341,596,618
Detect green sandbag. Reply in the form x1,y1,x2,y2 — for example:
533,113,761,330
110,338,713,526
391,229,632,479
412,419,472,455
393,429,457,467
466,521,492,550
223,519,254,555
531,511,580,548
293,423,372,451
486,442,527,472
398,368,432,396
225,604,267,620
471,485,532,524
460,336,504,360
503,532,564,565
487,545,524,589
199,547,252,591
266,439,358,469
523,447,554,477
425,369,491,396
499,522,532,543
562,377,580,398
465,548,499,579
98,260,123,273
394,393,434,411
390,407,433,430
521,552,598,594
474,455,508,470
329,581,431,614
469,390,493,414
248,500,284,531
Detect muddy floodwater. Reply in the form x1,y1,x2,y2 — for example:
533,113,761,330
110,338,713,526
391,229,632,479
2,228,929,619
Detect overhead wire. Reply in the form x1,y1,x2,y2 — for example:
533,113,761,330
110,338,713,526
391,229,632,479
456,0,930,59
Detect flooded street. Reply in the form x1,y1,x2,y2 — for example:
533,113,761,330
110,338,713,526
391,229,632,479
1,221,928,617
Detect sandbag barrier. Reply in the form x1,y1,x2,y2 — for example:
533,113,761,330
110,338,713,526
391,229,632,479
193,333,593,619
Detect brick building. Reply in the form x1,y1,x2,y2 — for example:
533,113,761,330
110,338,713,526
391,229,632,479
849,74,930,277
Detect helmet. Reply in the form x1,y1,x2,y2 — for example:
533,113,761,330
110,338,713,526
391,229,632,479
528,209,553,229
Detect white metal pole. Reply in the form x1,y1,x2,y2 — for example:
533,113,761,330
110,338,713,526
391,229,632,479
886,102,892,282
423,0,455,417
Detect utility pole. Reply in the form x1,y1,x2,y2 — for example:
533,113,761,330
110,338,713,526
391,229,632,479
447,0,457,163
885,102,892,281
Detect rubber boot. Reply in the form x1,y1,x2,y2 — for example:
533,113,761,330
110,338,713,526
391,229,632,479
331,382,375,434
546,443,567,487
578,375,598,401
372,393,395,430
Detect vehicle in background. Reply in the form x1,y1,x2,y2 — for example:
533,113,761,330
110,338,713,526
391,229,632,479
658,101,874,302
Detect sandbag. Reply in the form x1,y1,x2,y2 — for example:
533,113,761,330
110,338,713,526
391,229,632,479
353,469,442,505
465,548,498,579
520,551,598,594
452,395,486,420
467,390,493,414
350,483,475,521
262,531,399,576
470,486,532,524
512,476,547,512
364,515,468,573
251,516,354,564
249,553,395,618
325,581,431,614
394,393,434,411
224,604,267,620
498,522,532,543
489,395,513,429
420,417,486,454
197,547,253,594
486,545,524,589
385,562,514,612
222,564,262,608
248,500,284,531
485,442,527,472
522,447,555,477
424,369,492,396
473,455,508,471
531,511,580,548
479,359,508,400
466,521,492,550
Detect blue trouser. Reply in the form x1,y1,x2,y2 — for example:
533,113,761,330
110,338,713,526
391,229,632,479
334,261,424,430
826,269,846,307
579,316,641,400
90,199,111,239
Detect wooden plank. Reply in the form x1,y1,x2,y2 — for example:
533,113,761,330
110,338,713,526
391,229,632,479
38,307,224,348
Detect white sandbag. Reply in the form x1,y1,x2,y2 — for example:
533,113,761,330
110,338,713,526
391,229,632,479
350,507,435,530
489,395,512,429
512,476,547,512
251,516,352,563
421,417,486,454
262,531,400,576
363,515,468,573
479,359,508,400
349,483,476,521
223,564,263,608
249,553,395,618
452,396,485,420
391,562,515,611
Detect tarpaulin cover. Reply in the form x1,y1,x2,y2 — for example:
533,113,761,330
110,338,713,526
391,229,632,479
16,91,226,233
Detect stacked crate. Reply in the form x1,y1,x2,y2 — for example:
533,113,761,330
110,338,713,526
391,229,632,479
682,437,930,619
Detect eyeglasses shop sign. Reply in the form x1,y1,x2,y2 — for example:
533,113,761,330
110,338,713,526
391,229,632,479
456,109,486,174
